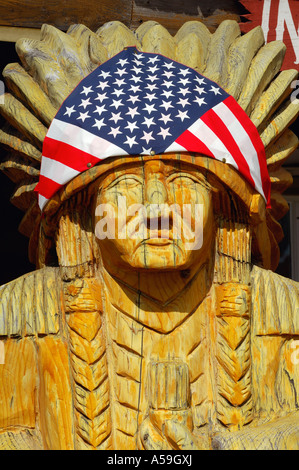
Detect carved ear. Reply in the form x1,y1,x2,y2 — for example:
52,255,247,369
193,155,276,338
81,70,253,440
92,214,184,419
207,171,249,223
37,190,101,276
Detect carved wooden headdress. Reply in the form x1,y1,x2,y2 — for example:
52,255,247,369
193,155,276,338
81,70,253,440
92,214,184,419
0,20,298,271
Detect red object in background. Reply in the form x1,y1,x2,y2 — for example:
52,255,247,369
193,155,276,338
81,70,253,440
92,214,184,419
240,0,299,70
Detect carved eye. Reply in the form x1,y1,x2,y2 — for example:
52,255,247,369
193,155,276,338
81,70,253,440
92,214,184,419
168,173,202,186
105,175,142,190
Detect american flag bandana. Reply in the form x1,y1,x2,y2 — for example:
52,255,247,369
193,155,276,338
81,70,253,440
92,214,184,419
35,46,271,211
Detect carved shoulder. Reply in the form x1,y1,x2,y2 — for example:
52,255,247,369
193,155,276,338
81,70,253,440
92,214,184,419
251,265,299,335
0,267,62,337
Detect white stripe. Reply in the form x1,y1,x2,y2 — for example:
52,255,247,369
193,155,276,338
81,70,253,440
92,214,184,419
213,101,266,200
40,156,80,185
39,194,49,211
187,117,239,170
47,119,128,160
164,141,188,153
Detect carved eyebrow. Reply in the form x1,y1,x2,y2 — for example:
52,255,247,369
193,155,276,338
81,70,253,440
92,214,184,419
102,174,143,190
166,171,210,188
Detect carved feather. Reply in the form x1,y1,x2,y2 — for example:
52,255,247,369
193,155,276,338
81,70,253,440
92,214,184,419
0,19,297,259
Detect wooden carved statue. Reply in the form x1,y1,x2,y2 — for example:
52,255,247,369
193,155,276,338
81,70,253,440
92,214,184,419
0,19,299,451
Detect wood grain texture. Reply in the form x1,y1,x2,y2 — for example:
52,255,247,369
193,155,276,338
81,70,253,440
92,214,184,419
10,179,37,211
174,21,211,72
130,6,239,35
15,38,73,109
250,69,298,129
0,127,41,163
0,267,60,337
0,429,43,450
203,19,240,86
238,41,287,115
37,335,74,450
0,26,40,42
0,338,37,430
0,0,132,31
225,26,264,100
0,153,39,184
0,0,240,35
0,19,295,267
0,19,298,451
0,94,47,150
212,413,299,450
64,278,112,450
3,63,57,126
265,129,299,171
259,98,299,149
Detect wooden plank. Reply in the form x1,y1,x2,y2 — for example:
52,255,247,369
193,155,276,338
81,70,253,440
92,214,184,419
131,5,240,34
0,0,241,36
0,0,133,31
134,0,242,16
0,26,40,42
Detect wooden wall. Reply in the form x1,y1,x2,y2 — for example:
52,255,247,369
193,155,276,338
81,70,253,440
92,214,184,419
0,0,242,35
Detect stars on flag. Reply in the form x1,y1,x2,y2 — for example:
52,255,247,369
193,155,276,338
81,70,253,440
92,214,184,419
141,131,155,144
125,121,139,133
109,126,122,138
124,135,138,148
79,98,92,109
142,116,156,128
159,113,173,125
98,70,111,79
143,103,157,114
38,47,270,213
60,47,227,153
95,92,108,103
97,81,110,91
93,118,107,131
176,110,190,122
110,112,123,124
77,111,90,122
158,127,172,139
117,58,129,67
126,107,140,119
210,85,222,95
81,86,93,96
64,106,76,117
194,96,207,107
147,56,160,64
94,105,107,116
160,100,174,111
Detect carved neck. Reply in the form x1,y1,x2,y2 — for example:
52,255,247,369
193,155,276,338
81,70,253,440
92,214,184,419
100,259,214,333
103,255,213,303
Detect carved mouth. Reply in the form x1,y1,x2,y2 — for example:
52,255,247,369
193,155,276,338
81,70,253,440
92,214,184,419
142,238,173,246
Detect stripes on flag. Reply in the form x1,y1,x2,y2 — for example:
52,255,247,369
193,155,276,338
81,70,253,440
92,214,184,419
35,47,271,211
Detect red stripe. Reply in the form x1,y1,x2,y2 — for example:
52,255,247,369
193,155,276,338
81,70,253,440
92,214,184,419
42,136,101,172
175,130,215,158
200,107,256,190
224,96,271,206
35,175,62,200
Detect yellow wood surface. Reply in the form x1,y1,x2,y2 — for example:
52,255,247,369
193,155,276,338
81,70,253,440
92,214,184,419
0,20,298,450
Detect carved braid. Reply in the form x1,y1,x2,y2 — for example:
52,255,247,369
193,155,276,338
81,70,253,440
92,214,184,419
215,284,252,428
214,218,253,430
54,190,100,281
64,277,112,450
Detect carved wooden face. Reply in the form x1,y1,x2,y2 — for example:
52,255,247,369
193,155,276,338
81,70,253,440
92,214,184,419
94,159,215,271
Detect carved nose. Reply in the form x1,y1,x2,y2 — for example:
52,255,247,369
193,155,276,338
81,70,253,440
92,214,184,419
145,179,167,205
